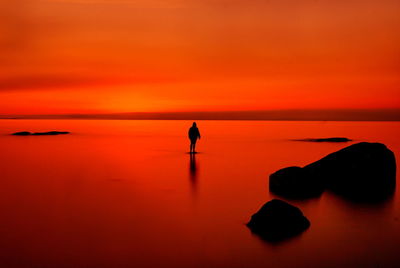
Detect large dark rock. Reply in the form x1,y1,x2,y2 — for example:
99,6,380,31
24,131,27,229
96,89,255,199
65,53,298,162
270,166,324,198
247,199,310,242
308,142,396,200
269,142,396,200
12,131,70,136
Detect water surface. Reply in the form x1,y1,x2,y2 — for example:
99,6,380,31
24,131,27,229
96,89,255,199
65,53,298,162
0,120,399,268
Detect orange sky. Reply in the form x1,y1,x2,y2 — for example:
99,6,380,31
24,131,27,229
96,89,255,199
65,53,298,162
0,0,399,115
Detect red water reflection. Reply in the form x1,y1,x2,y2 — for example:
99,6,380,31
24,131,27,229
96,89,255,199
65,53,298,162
0,120,399,268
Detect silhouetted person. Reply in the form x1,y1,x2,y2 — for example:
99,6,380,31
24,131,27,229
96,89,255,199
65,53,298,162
188,122,201,153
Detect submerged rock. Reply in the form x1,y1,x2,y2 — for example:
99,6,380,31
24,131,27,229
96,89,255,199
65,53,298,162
269,142,396,200
32,131,69,135
12,131,70,136
247,199,310,242
12,131,31,136
295,137,352,142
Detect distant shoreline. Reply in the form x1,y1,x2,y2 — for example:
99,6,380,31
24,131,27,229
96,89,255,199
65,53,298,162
1,109,399,121
1,118,399,122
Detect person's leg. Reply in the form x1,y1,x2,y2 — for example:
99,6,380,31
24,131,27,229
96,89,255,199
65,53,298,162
193,141,196,153
190,142,194,153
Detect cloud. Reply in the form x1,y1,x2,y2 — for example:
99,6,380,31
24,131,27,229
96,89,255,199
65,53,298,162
0,75,106,91
0,73,180,91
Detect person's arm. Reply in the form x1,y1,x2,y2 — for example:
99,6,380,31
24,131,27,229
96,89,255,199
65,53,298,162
197,129,201,139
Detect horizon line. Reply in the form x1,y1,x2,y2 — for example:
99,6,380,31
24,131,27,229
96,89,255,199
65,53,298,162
1,109,399,121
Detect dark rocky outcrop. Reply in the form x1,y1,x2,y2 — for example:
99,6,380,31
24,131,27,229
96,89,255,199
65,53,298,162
310,142,396,200
269,142,396,200
247,199,310,242
12,131,31,136
32,131,69,135
270,166,324,198
12,131,70,136
295,137,352,142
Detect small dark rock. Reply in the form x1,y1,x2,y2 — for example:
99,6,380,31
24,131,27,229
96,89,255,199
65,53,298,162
247,199,310,242
32,131,70,135
12,131,70,136
295,137,352,142
12,131,32,136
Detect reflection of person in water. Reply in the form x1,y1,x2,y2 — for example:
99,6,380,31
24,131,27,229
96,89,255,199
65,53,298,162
189,152,198,195
188,122,201,153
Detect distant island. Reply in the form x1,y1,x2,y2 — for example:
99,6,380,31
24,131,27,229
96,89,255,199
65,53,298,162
294,137,352,142
12,131,70,136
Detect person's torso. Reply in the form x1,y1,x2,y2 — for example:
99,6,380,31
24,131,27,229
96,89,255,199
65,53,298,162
189,127,198,138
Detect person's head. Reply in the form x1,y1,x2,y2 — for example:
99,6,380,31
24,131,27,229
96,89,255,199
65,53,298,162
192,122,197,127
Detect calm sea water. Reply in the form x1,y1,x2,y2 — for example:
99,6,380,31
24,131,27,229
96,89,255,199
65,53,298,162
0,120,399,268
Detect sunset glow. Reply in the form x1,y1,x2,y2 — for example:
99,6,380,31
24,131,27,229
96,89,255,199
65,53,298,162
1,2,400,266
0,0,399,116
